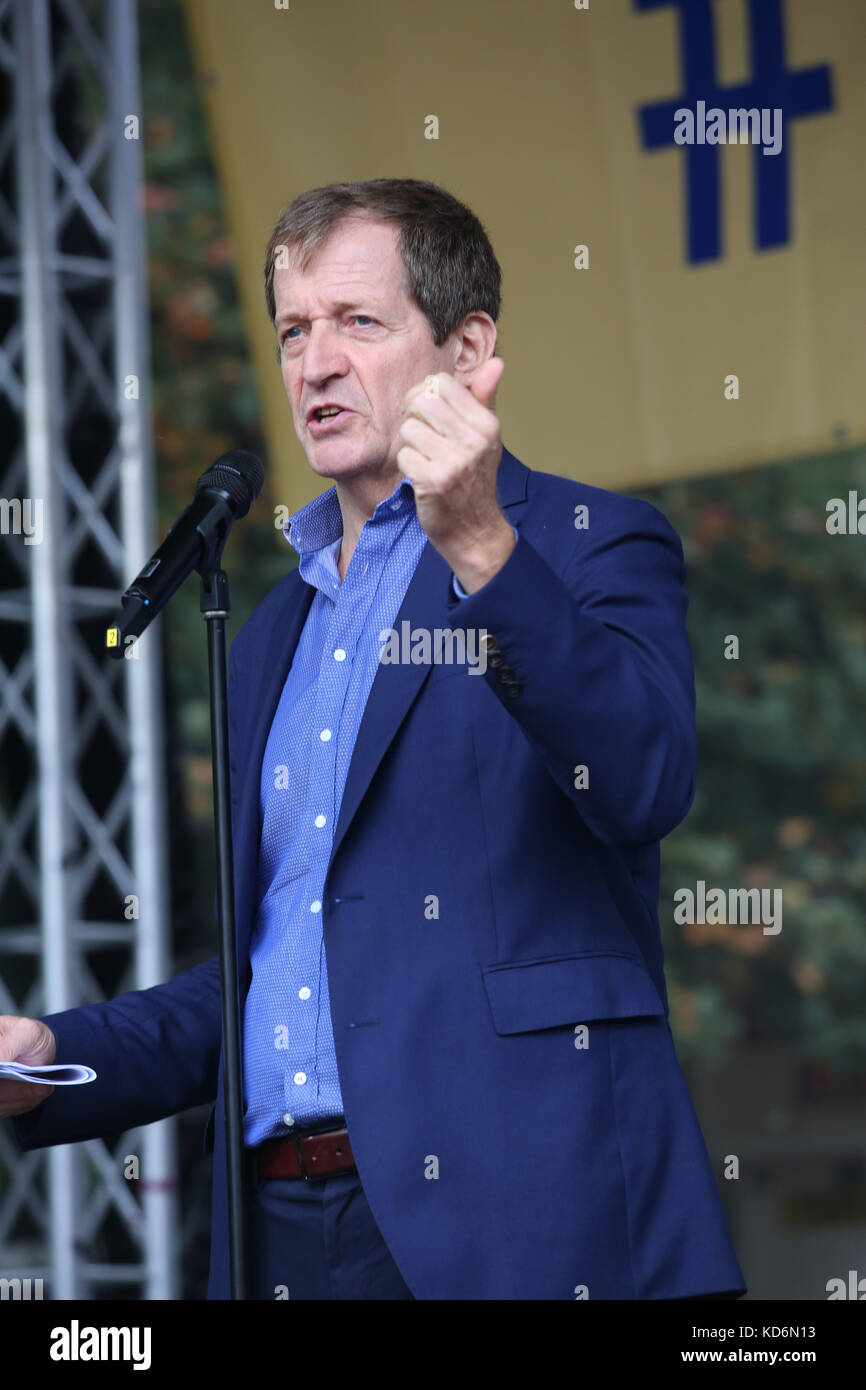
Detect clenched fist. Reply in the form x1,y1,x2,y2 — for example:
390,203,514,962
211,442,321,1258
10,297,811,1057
397,356,515,594
0,1015,57,1118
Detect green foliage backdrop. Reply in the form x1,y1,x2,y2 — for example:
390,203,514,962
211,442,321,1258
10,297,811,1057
647,452,866,1074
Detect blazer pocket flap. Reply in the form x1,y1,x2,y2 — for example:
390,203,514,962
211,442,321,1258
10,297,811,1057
481,951,666,1035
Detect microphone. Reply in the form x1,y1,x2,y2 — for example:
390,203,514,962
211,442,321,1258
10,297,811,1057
106,449,264,659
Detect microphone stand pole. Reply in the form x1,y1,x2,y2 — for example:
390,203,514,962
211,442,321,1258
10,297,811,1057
199,555,247,1300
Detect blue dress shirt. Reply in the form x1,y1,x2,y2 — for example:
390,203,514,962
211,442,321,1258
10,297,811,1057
242,474,429,1143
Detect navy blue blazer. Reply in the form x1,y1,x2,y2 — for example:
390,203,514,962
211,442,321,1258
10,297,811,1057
13,446,745,1299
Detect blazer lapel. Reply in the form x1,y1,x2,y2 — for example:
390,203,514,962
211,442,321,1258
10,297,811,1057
232,573,315,969
329,445,529,867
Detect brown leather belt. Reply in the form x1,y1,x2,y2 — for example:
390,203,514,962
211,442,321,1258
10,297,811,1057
255,1124,356,1182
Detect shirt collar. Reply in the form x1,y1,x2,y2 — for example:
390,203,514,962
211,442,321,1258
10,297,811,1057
282,475,416,557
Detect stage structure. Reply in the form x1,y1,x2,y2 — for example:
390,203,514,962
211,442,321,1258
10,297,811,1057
0,0,176,1297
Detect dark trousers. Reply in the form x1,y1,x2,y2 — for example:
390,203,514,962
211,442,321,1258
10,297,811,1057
246,1164,740,1301
247,1166,415,1301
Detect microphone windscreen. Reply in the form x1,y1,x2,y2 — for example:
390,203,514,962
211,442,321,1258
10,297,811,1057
196,450,265,517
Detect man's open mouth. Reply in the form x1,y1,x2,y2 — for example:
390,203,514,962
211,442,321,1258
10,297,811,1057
308,406,355,433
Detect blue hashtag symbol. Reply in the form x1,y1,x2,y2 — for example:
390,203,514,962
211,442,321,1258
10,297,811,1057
636,0,833,262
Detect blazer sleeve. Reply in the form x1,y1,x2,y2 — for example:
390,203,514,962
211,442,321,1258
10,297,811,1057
8,955,222,1152
452,496,697,848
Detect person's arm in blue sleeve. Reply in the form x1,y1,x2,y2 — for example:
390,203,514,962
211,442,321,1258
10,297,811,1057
449,502,696,848
8,955,221,1151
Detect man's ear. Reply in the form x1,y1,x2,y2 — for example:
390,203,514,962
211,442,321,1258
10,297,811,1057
451,311,498,379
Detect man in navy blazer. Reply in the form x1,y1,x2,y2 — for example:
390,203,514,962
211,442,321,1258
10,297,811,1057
2,178,745,1300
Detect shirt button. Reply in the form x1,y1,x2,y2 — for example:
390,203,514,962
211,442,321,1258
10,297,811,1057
320,729,332,741
293,1072,307,1086
390,500,402,510
310,900,322,914
283,1112,294,1127
314,814,326,828
333,648,346,661
298,987,311,1000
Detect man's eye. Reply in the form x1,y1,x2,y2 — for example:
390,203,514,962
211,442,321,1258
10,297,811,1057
352,315,374,327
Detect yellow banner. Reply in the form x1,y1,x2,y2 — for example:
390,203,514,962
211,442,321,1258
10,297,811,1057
183,0,865,510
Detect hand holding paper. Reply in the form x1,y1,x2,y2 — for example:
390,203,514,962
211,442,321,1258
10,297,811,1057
0,1013,65,1118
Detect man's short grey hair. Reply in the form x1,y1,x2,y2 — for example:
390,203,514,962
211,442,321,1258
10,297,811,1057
264,177,502,347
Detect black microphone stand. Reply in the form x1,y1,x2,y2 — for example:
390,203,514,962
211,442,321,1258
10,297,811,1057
197,536,247,1300
107,451,263,1300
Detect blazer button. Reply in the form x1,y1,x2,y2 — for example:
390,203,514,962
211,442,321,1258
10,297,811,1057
480,633,498,653
498,665,515,682
488,651,505,668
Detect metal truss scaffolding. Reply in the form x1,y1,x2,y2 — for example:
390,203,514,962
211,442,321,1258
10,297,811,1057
0,0,176,1298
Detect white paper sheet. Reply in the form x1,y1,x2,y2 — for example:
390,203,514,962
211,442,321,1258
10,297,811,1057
0,1061,96,1086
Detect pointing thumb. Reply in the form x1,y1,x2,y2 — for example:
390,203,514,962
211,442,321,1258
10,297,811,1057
469,356,505,412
